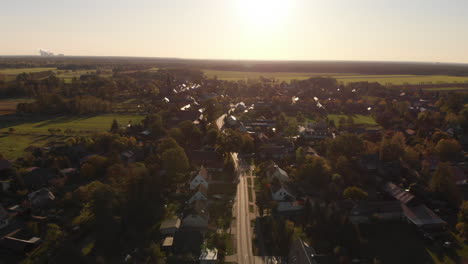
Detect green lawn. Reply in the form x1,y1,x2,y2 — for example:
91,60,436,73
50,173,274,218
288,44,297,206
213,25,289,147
327,114,377,126
0,114,144,159
0,67,56,75
203,69,468,85
0,134,51,159
0,114,144,134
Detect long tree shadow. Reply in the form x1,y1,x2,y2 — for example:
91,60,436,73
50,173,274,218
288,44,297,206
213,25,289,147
0,114,98,129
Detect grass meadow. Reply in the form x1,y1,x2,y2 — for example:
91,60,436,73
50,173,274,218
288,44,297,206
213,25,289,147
327,114,377,126
0,114,144,159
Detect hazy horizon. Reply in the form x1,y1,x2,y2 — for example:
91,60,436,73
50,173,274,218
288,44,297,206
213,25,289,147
2,0,468,63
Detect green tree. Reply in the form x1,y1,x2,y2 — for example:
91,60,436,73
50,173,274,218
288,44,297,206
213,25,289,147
110,119,119,133
296,111,305,123
161,147,189,183
343,186,368,200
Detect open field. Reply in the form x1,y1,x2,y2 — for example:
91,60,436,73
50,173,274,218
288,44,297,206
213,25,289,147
0,98,34,115
327,114,377,126
203,69,352,82
335,75,468,85
0,134,53,159
0,114,144,159
0,114,144,134
203,69,468,85
0,67,56,75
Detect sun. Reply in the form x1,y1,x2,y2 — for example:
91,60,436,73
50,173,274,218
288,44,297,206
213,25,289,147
236,0,292,29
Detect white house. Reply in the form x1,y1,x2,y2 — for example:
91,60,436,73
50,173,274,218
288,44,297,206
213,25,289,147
188,185,208,204
159,217,181,236
267,165,289,183
0,203,10,230
199,248,218,264
271,183,296,201
190,166,210,190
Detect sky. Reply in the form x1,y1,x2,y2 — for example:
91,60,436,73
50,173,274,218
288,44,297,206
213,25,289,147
2,0,468,63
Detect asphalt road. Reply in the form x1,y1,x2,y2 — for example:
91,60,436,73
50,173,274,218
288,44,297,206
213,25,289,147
216,113,259,263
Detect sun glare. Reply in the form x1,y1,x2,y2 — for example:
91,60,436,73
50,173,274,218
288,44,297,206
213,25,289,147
236,0,291,29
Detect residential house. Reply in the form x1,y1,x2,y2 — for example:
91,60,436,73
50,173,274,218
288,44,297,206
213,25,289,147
402,204,447,230
199,248,218,264
0,159,12,173
266,164,289,183
0,232,41,252
190,151,224,172
189,184,209,204
60,168,78,178
162,236,174,251
182,200,209,230
289,239,331,264
271,182,296,201
359,154,379,172
0,203,10,229
349,201,403,224
255,132,270,145
452,166,467,185
226,115,238,126
383,182,418,206
121,150,135,163
22,168,58,190
277,200,304,214
190,166,211,190
259,145,288,159
27,188,55,210
298,126,330,140
160,217,181,236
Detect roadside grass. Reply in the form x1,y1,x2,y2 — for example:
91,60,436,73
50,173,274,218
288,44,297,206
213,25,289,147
327,114,377,126
247,178,252,187
0,68,56,75
0,114,144,134
249,205,254,213
248,187,253,203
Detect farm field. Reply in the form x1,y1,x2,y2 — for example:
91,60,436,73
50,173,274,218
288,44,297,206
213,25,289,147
0,114,144,134
203,69,352,82
327,114,377,126
203,69,468,85
423,87,468,91
0,67,56,75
